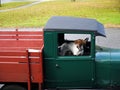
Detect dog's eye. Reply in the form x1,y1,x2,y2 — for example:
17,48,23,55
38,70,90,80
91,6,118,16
77,46,79,49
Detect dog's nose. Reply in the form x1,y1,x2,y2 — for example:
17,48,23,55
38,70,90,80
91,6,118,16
74,55,77,56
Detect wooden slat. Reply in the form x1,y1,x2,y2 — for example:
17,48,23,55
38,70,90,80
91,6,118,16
0,51,26,56
0,31,43,35
0,73,27,82
0,47,41,51
0,63,42,73
0,63,28,73
0,73,42,83
0,51,41,57
0,35,43,39
0,63,43,82
0,57,27,62
0,51,42,63
0,40,43,47
0,57,41,63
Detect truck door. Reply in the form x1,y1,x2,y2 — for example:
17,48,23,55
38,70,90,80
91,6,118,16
44,33,95,88
56,33,95,88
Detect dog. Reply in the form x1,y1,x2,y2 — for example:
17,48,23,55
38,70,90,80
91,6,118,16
58,38,88,56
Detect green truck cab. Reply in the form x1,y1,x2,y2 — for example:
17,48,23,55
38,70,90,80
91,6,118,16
43,16,113,89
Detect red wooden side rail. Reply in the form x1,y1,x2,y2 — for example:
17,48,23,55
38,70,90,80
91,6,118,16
0,29,43,51
0,29,43,90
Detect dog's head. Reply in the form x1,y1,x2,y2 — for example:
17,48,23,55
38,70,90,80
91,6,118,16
74,38,88,55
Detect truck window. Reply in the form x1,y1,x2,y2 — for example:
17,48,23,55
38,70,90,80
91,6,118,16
58,33,91,56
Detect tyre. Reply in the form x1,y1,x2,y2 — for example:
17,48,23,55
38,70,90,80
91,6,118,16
1,85,27,90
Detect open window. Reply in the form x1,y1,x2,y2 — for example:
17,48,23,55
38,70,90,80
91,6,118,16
58,33,91,56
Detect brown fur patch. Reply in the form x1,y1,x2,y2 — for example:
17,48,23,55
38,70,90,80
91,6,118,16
74,39,86,45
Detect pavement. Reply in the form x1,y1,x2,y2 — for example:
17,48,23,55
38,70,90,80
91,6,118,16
96,28,120,49
0,0,52,12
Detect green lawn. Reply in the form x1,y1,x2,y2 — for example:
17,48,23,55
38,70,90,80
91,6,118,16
0,0,119,28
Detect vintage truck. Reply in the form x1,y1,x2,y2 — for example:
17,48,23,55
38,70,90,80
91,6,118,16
0,16,120,90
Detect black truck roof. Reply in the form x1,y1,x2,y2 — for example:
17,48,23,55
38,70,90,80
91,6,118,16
44,16,106,37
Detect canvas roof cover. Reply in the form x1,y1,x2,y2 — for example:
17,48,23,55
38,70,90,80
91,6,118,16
44,16,106,37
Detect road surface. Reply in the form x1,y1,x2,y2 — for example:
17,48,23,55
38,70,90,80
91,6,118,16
96,28,120,49
1,0,40,4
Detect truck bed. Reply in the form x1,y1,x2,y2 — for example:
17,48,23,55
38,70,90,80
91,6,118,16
0,29,43,83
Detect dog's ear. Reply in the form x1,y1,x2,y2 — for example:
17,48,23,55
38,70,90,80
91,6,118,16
82,40,86,45
84,38,89,42
75,39,85,45
75,39,81,44
82,38,89,44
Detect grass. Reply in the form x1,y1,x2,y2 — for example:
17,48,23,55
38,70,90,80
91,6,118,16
0,0,120,28
0,2,33,10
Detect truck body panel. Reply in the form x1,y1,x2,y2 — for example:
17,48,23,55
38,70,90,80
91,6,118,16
96,48,120,88
0,30,43,85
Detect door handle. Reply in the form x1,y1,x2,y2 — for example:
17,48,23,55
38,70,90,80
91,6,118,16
55,64,59,68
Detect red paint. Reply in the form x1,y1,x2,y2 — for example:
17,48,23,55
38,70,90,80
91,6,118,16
0,29,43,90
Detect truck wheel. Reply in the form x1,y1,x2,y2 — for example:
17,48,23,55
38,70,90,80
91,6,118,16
1,85,27,90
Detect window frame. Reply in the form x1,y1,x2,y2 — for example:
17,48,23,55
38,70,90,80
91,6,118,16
56,31,95,59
